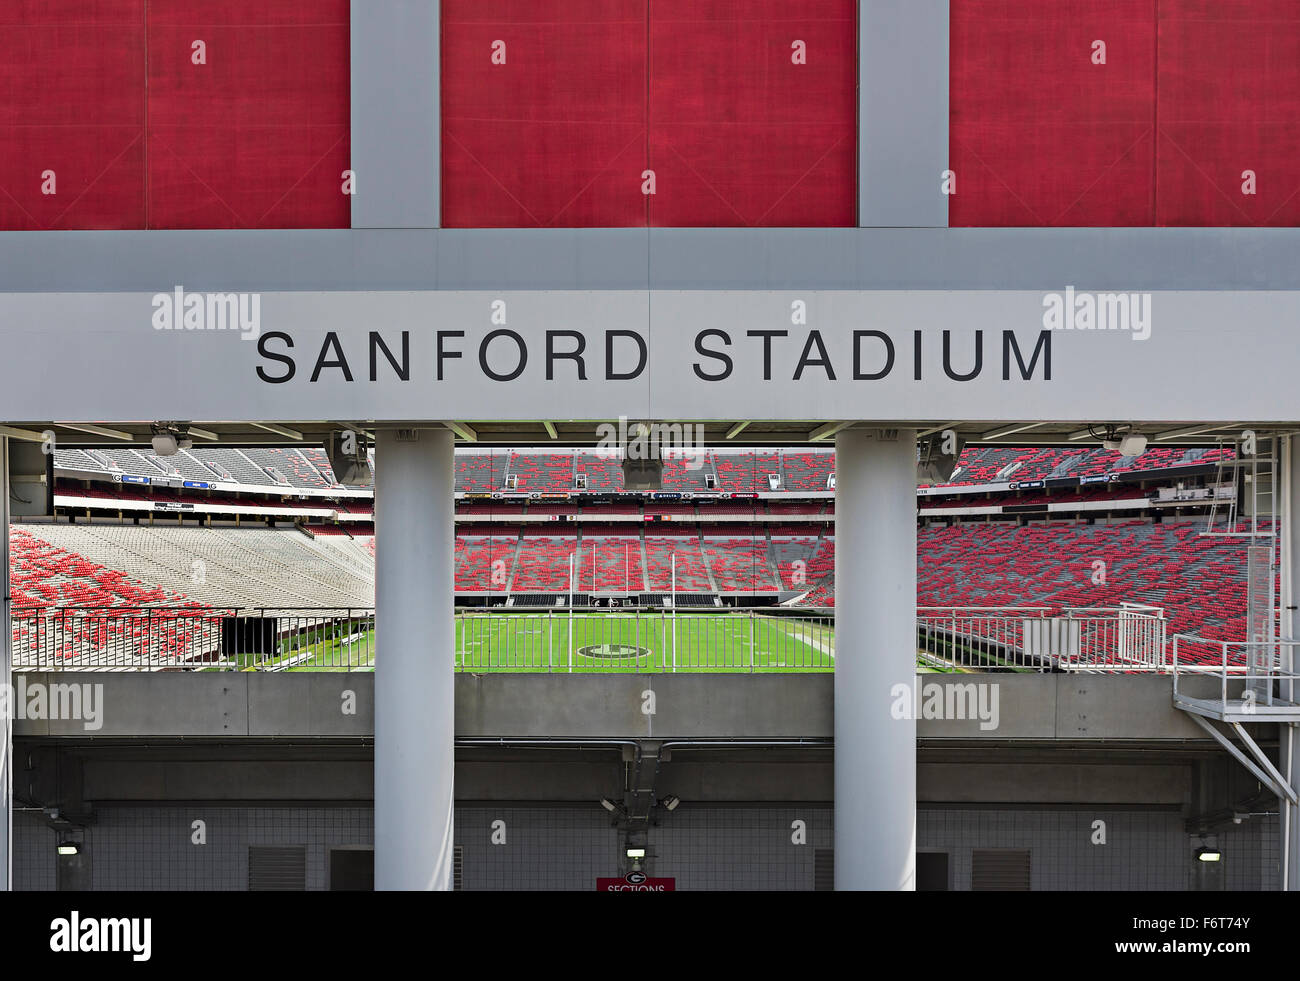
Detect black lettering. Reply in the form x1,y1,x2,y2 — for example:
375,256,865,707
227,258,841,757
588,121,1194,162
853,330,894,380
256,331,295,384
1002,329,1052,381
745,330,788,381
693,329,733,381
793,330,836,381
605,330,647,381
369,331,409,382
310,332,353,382
437,331,464,381
479,329,528,382
546,330,587,381
942,330,983,382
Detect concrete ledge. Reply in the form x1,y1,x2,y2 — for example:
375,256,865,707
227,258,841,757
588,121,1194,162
9,672,1244,741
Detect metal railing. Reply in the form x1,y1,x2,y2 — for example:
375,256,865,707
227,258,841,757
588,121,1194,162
0,603,1222,675
1172,634,1300,708
916,605,1168,672
10,607,375,672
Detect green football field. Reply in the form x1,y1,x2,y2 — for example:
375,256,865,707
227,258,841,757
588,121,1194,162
455,611,834,673
262,610,836,673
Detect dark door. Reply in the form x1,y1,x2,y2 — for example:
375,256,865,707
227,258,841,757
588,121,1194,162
329,847,374,891
917,852,949,891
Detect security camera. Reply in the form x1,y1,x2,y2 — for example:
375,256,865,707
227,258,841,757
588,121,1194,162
151,433,178,457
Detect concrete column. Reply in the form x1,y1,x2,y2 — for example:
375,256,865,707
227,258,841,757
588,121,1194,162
375,428,455,890
834,427,916,889
1,436,10,890
1284,436,1300,890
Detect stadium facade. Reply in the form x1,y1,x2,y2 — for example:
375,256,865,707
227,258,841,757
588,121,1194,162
1,0,1299,892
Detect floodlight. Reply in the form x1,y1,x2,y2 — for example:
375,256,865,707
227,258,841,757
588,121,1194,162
57,842,80,856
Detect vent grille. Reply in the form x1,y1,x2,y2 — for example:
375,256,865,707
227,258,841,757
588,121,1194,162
249,845,307,891
971,849,1031,891
813,849,834,891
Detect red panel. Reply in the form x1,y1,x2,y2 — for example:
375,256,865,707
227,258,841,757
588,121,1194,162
0,1,146,230
1157,0,1300,226
441,1,648,228
950,0,1157,226
648,0,856,227
146,0,350,228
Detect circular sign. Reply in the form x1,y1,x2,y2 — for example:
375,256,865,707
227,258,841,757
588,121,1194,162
577,644,652,660
626,871,647,884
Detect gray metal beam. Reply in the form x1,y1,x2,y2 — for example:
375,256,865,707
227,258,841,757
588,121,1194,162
351,0,440,228
1183,712,1294,803
0,228,1298,292
859,0,949,227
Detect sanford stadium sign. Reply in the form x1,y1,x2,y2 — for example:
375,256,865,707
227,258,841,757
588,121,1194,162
1,289,1298,422
253,326,1052,386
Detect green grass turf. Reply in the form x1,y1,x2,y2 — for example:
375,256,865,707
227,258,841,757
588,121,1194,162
225,612,836,673
203,611,1014,673
454,611,834,673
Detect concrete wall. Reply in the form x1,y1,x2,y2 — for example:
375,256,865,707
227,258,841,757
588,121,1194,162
11,672,1243,741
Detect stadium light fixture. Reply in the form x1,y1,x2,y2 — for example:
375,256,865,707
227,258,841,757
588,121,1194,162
56,842,80,856
626,848,646,859
151,421,194,457
600,798,618,813
1103,433,1147,457
1089,424,1147,458
1196,846,1222,863
661,795,681,812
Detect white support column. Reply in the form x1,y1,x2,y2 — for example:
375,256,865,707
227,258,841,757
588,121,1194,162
375,428,455,890
834,428,916,890
0,436,10,891
1284,436,1300,890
